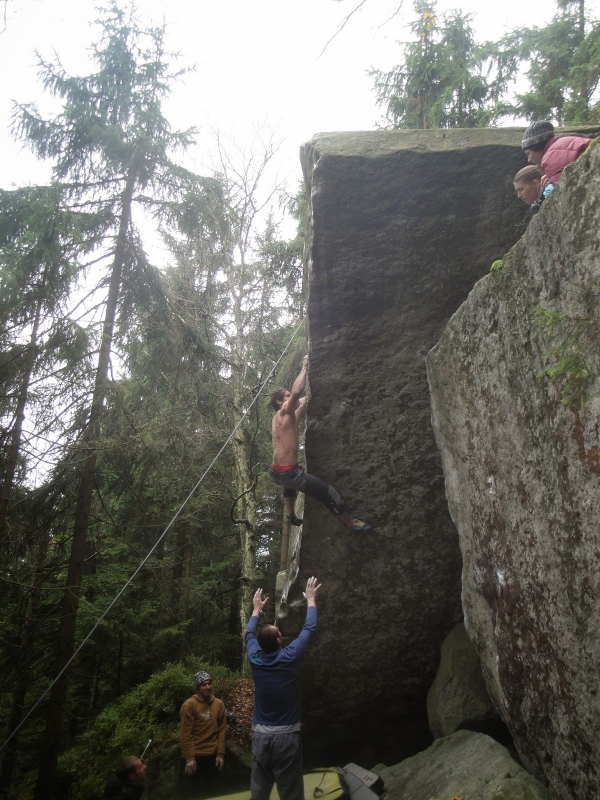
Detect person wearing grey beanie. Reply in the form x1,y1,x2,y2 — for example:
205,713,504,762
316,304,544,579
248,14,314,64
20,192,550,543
177,671,226,799
522,120,591,186
194,671,211,687
521,121,555,151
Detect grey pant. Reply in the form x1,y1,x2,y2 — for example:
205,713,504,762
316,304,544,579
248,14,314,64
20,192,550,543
250,731,303,800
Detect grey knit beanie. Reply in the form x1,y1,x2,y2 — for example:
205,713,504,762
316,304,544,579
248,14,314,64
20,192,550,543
194,670,212,687
522,121,554,150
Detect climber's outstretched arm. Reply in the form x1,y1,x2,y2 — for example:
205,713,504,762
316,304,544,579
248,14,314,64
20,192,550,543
280,355,309,415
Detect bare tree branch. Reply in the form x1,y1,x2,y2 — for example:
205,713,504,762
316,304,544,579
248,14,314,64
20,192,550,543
319,1,406,57
1,0,7,35
378,2,405,28
318,0,369,58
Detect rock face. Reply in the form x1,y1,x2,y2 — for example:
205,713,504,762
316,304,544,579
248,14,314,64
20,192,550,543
284,129,529,765
374,730,550,800
427,141,600,799
427,623,500,739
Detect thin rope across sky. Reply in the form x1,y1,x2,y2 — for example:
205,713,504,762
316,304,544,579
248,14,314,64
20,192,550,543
0,318,305,754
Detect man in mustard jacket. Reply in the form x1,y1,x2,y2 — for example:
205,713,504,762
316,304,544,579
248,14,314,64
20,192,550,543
177,671,227,799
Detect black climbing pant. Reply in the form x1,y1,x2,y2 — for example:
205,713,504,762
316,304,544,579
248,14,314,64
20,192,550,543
269,465,345,517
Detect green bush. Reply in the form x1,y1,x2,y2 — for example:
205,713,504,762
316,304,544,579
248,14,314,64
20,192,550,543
58,660,238,799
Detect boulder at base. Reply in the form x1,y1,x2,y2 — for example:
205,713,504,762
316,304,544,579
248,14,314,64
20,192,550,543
374,730,550,800
427,623,500,739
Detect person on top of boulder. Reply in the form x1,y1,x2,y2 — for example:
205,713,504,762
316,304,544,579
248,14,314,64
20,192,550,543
513,165,546,213
522,121,592,187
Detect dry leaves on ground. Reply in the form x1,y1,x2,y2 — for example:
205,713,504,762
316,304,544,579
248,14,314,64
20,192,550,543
225,677,254,750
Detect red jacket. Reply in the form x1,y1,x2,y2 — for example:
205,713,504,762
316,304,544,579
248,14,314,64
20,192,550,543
541,135,592,185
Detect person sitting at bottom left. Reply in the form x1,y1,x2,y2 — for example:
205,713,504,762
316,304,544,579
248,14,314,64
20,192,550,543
177,670,227,800
103,757,147,800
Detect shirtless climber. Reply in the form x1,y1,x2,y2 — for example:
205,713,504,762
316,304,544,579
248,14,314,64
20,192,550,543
269,355,371,531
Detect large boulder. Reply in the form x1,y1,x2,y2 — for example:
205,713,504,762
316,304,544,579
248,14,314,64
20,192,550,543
427,623,500,739
374,730,550,800
282,129,529,765
427,140,600,799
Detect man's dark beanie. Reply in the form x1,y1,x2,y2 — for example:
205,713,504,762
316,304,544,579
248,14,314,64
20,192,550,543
522,121,554,150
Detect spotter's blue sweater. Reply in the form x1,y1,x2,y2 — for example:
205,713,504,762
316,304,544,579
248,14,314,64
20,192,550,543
244,606,317,726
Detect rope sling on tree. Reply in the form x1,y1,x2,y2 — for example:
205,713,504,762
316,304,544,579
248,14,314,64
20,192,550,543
0,318,305,755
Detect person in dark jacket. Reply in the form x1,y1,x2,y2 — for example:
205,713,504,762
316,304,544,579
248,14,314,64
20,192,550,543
103,757,147,800
245,576,321,800
522,121,591,186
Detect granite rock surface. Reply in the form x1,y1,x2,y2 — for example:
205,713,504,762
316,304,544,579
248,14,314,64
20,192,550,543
427,140,600,798
374,730,550,800
427,623,500,739
282,128,529,765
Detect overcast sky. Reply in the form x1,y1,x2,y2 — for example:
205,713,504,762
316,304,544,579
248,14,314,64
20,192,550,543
1,0,598,201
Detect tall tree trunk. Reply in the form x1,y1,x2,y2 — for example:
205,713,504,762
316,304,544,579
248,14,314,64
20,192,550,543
179,533,193,662
233,421,257,639
226,585,241,670
89,651,100,711
33,167,137,800
116,633,123,698
279,514,290,572
0,531,49,794
0,280,45,552
228,290,258,640
173,525,186,650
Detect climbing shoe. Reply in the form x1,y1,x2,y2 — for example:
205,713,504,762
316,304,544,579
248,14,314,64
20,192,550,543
352,518,371,531
288,514,303,527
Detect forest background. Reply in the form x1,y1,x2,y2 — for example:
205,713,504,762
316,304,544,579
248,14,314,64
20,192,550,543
1,1,599,798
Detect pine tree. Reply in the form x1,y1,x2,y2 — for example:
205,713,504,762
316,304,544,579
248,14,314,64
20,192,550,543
370,0,498,129
370,0,600,128
11,4,220,793
0,185,102,554
490,0,600,123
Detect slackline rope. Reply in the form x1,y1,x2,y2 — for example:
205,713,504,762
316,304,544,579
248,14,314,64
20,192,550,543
0,318,305,754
